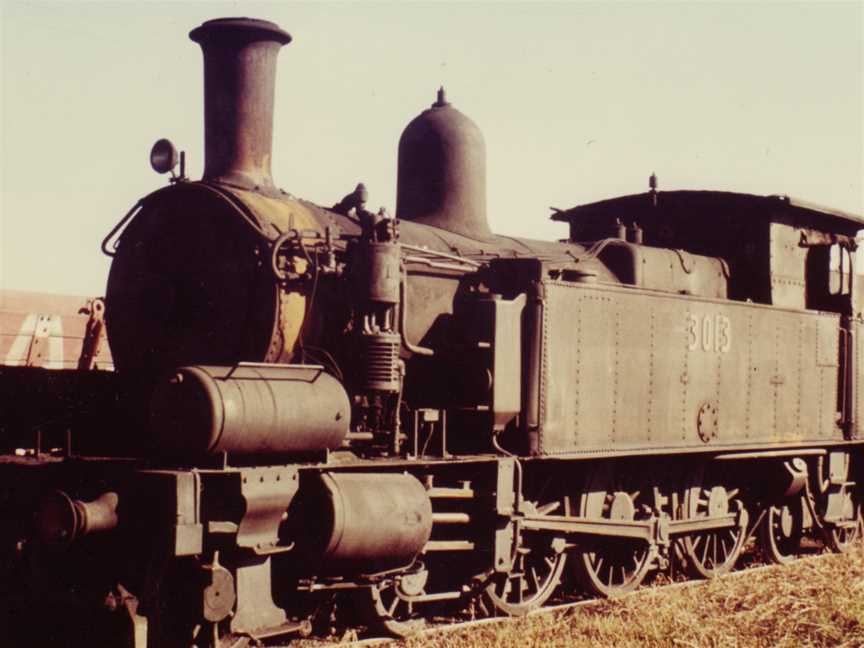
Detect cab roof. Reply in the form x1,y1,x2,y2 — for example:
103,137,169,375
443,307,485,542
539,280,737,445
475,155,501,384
552,190,864,232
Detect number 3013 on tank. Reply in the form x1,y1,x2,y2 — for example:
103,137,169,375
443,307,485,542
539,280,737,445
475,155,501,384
687,313,732,353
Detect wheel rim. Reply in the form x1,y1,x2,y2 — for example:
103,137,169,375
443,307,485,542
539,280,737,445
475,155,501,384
759,501,803,565
680,473,747,578
483,529,567,616
572,466,654,597
574,540,652,597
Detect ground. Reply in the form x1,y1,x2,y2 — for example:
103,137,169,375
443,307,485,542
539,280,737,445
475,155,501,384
395,546,864,648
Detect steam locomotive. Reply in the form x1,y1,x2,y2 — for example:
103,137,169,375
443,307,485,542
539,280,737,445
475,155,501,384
1,17,862,648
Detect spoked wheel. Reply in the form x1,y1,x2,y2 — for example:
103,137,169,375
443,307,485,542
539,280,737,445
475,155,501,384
813,453,864,554
356,567,428,637
758,499,804,564
823,488,863,554
571,465,654,597
679,467,748,578
482,500,567,616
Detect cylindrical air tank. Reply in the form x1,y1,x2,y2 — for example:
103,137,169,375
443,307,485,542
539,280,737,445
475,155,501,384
149,364,350,455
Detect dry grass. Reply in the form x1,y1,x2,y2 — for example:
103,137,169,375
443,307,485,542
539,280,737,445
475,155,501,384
395,546,864,648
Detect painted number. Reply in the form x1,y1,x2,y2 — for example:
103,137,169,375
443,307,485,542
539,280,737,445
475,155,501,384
687,314,732,353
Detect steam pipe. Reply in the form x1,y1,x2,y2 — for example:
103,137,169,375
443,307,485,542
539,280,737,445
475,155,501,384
399,270,435,357
525,281,544,453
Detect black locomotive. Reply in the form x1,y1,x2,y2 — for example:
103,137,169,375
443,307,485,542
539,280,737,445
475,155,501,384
1,17,861,647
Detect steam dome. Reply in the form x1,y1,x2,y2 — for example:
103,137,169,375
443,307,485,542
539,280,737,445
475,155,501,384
396,89,491,240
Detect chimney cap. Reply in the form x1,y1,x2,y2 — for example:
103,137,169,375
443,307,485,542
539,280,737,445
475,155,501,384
190,17,292,45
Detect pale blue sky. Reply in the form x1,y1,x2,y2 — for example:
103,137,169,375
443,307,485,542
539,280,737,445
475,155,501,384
1,1,862,295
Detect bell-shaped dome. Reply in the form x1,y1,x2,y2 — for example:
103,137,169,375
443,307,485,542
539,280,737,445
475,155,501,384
396,89,491,240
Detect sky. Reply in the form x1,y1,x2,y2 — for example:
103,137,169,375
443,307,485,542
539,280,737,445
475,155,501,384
1,1,862,296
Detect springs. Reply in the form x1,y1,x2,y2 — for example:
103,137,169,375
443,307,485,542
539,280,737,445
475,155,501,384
358,332,401,393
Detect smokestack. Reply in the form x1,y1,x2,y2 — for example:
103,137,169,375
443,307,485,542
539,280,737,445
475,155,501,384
189,18,291,192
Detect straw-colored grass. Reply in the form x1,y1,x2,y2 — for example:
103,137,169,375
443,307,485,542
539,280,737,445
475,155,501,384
397,546,864,648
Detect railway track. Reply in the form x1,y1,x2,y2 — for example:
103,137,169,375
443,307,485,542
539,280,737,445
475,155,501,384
288,544,846,648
